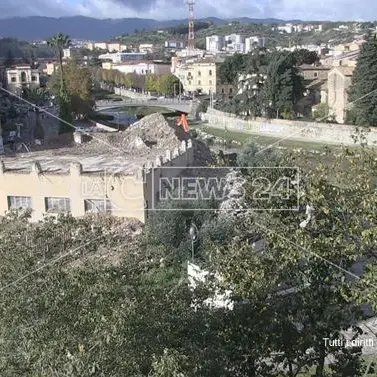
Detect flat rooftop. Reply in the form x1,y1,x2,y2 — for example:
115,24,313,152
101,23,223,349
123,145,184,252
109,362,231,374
1,150,158,175
1,113,187,176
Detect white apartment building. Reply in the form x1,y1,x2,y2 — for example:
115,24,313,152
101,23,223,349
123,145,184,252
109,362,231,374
278,24,293,33
63,47,80,60
99,52,147,63
139,44,156,53
165,41,185,49
245,36,265,53
177,48,205,58
113,61,171,75
86,42,127,52
6,65,40,95
224,34,245,53
206,35,225,53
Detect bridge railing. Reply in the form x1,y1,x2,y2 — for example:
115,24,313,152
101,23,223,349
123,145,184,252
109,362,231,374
97,99,192,106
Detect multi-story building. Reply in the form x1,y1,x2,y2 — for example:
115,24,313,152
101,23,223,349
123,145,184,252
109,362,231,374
165,41,185,49
6,65,40,95
206,35,225,53
224,34,245,53
333,42,362,56
107,43,122,52
174,57,226,95
0,138,194,223
327,66,355,123
139,44,156,53
177,48,205,58
43,61,59,76
86,42,127,52
111,61,171,75
245,37,265,53
277,24,294,34
98,52,147,63
63,47,80,60
299,65,331,107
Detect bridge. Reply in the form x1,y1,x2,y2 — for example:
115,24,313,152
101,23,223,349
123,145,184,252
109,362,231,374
96,98,193,113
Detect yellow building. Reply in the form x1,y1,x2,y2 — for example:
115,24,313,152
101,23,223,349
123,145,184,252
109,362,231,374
174,57,222,94
102,61,114,70
0,140,194,223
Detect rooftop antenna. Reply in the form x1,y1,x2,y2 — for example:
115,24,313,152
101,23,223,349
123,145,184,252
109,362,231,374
187,0,195,54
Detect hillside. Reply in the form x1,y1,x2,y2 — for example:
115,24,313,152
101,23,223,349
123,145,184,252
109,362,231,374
0,16,298,41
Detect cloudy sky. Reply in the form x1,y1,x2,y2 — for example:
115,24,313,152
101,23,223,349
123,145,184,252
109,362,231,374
0,0,376,21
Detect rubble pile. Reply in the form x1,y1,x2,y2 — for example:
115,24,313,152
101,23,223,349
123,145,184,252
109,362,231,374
219,169,248,218
81,113,187,155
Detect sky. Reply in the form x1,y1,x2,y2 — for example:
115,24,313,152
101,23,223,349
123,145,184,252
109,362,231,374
0,0,376,21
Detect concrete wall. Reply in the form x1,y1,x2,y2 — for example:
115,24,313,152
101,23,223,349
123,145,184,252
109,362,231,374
202,108,377,146
0,162,146,222
0,140,195,223
100,82,150,99
91,121,117,132
144,139,194,213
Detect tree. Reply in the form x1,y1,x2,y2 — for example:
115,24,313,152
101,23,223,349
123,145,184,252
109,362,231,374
347,34,377,127
292,49,319,66
264,52,304,119
22,87,49,142
146,74,159,93
47,33,72,133
207,146,377,376
49,59,95,119
3,49,14,68
157,74,181,97
218,53,246,84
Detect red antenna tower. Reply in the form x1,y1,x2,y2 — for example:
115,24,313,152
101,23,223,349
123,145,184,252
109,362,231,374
187,0,195,52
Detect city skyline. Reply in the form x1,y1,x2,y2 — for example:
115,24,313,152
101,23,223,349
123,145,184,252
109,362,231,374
0,0,376,22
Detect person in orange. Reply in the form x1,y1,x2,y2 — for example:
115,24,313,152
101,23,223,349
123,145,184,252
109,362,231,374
177,113,189,132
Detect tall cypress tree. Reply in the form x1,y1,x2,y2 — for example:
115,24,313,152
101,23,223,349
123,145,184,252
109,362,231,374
347,34,377,127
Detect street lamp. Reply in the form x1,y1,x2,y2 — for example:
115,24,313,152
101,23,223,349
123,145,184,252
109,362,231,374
189,223,199,262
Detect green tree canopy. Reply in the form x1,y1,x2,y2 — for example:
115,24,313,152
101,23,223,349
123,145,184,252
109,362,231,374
264,52,304,119
347,34,377,127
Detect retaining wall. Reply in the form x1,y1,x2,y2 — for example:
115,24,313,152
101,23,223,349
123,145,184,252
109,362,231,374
202,108,377,146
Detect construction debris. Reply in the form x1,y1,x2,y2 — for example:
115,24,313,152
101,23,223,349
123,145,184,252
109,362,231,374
78,113,188,155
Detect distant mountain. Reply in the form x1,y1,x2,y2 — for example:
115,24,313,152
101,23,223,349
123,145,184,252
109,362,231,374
0,16,298,41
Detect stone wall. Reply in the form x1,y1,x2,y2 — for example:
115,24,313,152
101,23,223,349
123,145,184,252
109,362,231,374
202,108,377,146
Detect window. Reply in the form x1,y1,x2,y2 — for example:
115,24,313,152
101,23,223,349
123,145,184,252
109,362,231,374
8,196,32,210
229,88,233,94
84,199,112,214
198,80,201,85
209,70,212,76
20,71,26,82
198,71,201,76
313,72,318,78
45,197,71,213
31,75,37,81
209,80,212,85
